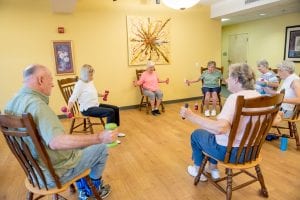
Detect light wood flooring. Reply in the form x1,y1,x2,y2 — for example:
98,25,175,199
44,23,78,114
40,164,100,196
0,101,300,200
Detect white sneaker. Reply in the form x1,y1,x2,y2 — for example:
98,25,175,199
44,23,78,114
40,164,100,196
204,110,210,117
116,140,121,144
205,166,220,180
187,165,207,181
118,132,126,137
211,109,217,116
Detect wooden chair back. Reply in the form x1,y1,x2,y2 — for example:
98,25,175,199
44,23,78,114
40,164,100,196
0,113,60,190
224,93,284,164
57,76,80,116
136,69,146,96
0,113,102,199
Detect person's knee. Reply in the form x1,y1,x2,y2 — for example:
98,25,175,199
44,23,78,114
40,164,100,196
147,93,155,101
90,144,108,158
191,129,204,140
156,92,163,100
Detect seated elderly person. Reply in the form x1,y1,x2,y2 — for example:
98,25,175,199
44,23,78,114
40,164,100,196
263,60,300,118
134,60,169,116
5,64,118,199
255,59,279,94
180,63,283,181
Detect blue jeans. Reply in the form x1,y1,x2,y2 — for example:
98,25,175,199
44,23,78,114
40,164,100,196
191,129,250,166
82,103,120,126
59,144,108,185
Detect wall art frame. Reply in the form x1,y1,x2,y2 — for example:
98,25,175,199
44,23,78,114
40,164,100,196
53,40,75,75
284,25,300,62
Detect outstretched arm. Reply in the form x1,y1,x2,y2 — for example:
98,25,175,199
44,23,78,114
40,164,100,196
158,78,169,84
179,106,230,135
49,129,118,150
186,78,201,86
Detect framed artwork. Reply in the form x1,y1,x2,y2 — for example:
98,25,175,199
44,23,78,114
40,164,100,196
127,16,171,66
284,25,300,62
53,40,75,75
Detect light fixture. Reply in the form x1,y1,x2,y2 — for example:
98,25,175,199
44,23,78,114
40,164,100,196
162,0,200,10
221,18,230,22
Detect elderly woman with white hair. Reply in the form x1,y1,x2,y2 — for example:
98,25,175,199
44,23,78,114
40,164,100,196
134,60,169,116
264,60,300,118
68,64,126,138
255,59,279,94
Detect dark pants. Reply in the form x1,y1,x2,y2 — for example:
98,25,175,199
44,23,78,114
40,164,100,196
82,103,120,126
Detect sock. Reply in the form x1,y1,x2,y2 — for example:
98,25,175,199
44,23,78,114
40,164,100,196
76,178,88,197
155,107,158,110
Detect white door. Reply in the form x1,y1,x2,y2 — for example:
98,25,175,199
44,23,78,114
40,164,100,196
228,33,248,65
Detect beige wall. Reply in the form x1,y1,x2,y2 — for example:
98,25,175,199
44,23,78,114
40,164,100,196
0,1,221,113
221,12,300,78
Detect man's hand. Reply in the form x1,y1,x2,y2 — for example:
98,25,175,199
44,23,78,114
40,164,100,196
98,129,118,144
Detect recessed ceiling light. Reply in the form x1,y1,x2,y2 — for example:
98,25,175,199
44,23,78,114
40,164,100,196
221,18,230,22
259,13,266,16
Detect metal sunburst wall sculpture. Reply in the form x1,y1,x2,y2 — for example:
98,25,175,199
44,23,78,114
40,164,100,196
127,16,171,66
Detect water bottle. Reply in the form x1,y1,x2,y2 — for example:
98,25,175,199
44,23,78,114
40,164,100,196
280,134,289,151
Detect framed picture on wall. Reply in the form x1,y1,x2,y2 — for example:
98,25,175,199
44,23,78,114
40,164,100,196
284,25,300,62
53,40,75,75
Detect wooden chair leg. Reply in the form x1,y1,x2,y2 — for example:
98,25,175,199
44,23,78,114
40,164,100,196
85,176,102,200
100,118,105,128
226,168,233,200
290,122,300,150
26,191,34,200
194,156,209,185
52,194,59,200
161,102,165,112
69,119,76,134
255,165,269,198
69,183,76,193
139,96,144,111
86,118,94,134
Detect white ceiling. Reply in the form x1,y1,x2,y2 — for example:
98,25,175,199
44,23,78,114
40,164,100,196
50,0,300,26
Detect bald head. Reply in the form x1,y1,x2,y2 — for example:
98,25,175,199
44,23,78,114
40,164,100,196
23,64,54,96
23,64,48,82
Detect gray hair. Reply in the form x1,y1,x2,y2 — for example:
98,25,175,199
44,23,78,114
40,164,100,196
230,63,256,90
23,64,46,81
80,64,94,82
277,60,295,74
207,60,216,67
257,59,269,69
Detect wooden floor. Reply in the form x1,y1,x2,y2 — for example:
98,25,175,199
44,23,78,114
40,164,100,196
1,101,300,200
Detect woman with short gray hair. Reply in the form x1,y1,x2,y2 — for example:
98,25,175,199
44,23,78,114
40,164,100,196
68,64,126,138
255,59,279,94
264,60,300,118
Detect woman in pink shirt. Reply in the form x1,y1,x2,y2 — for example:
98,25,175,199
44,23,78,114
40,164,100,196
134,61,169,116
